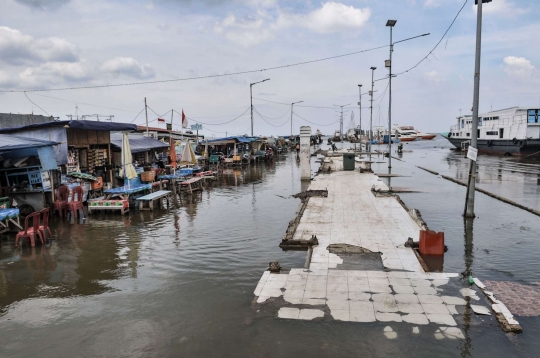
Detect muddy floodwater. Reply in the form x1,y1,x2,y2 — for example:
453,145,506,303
1,137,540,357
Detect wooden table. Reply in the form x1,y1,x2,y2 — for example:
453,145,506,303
179,177,203,193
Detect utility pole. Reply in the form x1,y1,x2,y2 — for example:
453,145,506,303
465,0,490,218
144,97,149,136
369,67,377,158
290,100,304,137
386,20,397,169
333,104,350,140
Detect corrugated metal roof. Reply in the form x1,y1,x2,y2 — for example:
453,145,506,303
0,120,137,133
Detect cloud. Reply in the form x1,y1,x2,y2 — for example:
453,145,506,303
473,0,529,16
214,14,274,46
14,0,71,10
0,26,79,65
101,57,155,79
18,61,93,88
279,2,371,34
425,70,444,83
424,0,443,9
502,56,535,77
215,2,371,46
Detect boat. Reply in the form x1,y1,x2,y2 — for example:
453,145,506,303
443,107,540,157
315,129,322,137
332,130,341,142
346,128,357,142
416,132,437,140
394,126,418,142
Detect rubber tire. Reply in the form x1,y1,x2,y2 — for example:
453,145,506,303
18,204,35,217
520,140,527,148
512,138,517,144
487,140,492,147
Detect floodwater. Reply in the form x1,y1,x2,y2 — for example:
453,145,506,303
0,139,539,357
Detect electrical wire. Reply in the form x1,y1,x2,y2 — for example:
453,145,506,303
395,0,469,77
292,112,339,126
1,45,388,93
130,107,146,123
24,92,50,116
253,97,358,110
30,93,141,113
177,107,250,125
251,106,290,120
253,107,289,127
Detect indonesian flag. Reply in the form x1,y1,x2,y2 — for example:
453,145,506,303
181,109,188,129
157,118,165,123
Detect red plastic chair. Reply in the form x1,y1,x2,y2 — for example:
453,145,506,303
52,185,70,218
15,212,44,248
39,208,52,241
66,186,87,220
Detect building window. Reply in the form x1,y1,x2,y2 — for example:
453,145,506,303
486,131,498,135
466,133,470,137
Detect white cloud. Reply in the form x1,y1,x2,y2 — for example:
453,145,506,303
18,61,93,88
214,14,274,46
425,70,444,83
279,2,371,34
502,56,535,77
424,0,443,9
0,26,79,65
101,57,155,79
473,0,529,16
215,2,371,46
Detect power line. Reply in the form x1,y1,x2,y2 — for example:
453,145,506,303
29,93,140,113
252,106,290,120
253,97,358,109
178,107,250,126
293,112,339,127
253,107,289,127
395,0,468,77
24,92,51,116
1,45,388,93
130,108,146,123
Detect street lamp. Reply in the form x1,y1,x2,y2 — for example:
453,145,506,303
358,84,362,149
291,101,304,137
250,78,270,137
386,20,396,169
369,67,376,158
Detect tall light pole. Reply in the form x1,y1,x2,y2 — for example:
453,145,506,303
358,84,362,149
290,100,304,137
465,0,491,218
334,104,350,140
250,78,270,137
386,20,397,168
369,67,376,158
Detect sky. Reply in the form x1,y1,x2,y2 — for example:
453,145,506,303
0,0,538,137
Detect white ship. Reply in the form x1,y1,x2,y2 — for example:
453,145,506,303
443,107,540,156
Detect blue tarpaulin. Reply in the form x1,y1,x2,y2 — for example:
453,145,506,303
0,120,138,134
110,132,169,153
0,134,58,152
205,136,252,144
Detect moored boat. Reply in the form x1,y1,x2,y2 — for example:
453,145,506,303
394,125,418,142
443,107,540,157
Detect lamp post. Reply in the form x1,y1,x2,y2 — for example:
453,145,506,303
358,84,362,150
465,0,491,218
290,100,304,137
369,67,376,158
250,78,270,137
386,20,396,168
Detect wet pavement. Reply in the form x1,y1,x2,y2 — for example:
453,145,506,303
0,139,539,357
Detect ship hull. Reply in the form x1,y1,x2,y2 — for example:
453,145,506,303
399,137,417,142
445,137,540,157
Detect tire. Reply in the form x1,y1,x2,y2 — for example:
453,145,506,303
18,204,35,217
520,140,527,148
512,138,517,144
487,140,492,147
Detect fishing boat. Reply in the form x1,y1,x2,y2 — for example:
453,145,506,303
394,126,417,142
416,132,437,140
443,107,540,157
332,130,341,142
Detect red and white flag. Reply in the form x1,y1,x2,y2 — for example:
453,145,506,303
157,118,165,123
181,109,188,129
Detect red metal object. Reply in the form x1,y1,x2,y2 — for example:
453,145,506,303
419,230,445,256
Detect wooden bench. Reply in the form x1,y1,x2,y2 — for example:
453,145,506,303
137,190,172,211
179,177,203,193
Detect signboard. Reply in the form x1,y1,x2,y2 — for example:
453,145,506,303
41,170,51,190
191,124,202,131
467,146,478,161
166,123,172,130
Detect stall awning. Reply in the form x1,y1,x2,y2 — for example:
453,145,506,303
0,120,138,134
110,132,169,153
204,136,252,145
0,134,58,152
